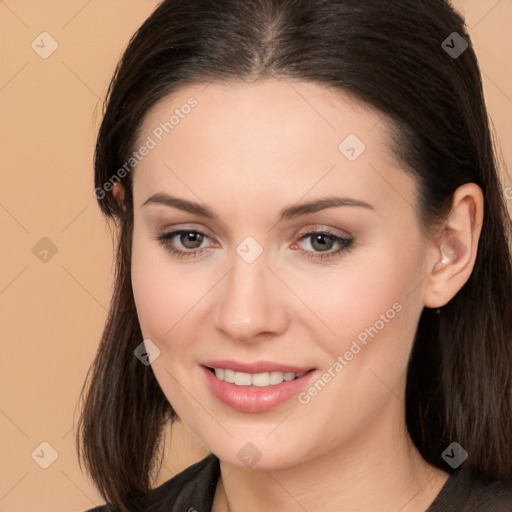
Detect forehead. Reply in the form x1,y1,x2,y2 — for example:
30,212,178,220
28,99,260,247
131,79,412,216
136,78,388,154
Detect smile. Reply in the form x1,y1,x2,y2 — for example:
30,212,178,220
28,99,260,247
210,368,306,387
201,362,317,413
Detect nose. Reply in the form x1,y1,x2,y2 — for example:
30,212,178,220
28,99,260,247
214,248,289,343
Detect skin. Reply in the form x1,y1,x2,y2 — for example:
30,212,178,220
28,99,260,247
113,78,483,511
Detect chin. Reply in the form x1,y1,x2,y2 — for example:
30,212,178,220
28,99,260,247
208,436,313,471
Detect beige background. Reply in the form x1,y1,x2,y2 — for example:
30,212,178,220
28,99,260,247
1,1,511,510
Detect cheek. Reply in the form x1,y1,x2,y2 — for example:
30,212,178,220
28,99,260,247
307,250,417,325
130,230,221,353
296,239,424,373
131,230,188,342
131,234,167,338
290,250,424,444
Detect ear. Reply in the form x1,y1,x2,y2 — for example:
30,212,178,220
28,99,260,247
423,183,484,309
112,182,127,212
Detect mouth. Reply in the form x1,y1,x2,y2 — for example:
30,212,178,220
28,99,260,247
200,361,318,413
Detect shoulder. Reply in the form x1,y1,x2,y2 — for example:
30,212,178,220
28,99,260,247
84,453,220,512
428,469,512,512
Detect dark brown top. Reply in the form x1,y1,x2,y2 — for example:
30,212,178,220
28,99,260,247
86,453,512,511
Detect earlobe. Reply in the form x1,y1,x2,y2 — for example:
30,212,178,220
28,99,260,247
423,183,484,309
112,182,127,212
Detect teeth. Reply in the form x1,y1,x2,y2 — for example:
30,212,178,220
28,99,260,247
213,368,306,386
269,371,284,385
234,371,252,386
224,369,235,383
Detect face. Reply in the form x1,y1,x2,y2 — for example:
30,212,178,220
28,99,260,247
129,79,436,470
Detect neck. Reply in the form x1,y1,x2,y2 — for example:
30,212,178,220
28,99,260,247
213,391,449,512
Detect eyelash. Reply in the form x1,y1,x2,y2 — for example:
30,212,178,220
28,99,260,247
154,228,354,262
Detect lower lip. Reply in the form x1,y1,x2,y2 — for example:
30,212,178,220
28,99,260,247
201,366,317,413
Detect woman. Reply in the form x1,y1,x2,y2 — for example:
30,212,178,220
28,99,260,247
77,0,512,510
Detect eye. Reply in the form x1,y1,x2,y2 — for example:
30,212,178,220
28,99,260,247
153,227,354,262
154,229,213,259
295,228,354,261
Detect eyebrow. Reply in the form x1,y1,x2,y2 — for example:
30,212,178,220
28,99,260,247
142,192,374,221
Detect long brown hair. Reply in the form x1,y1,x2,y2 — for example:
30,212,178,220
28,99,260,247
76,0,512,510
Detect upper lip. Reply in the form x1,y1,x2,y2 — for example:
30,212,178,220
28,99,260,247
202,360,314,374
